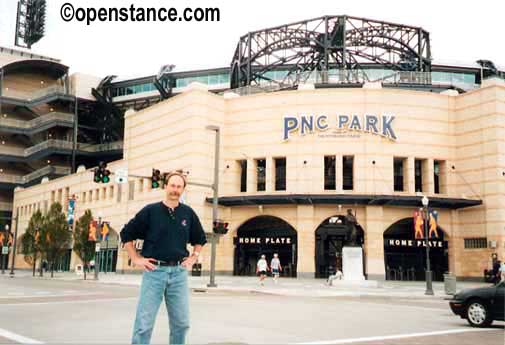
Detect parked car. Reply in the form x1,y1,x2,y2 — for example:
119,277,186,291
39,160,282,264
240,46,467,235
449,281,504,327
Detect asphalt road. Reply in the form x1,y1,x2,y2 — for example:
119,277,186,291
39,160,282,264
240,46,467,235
0,276,503,344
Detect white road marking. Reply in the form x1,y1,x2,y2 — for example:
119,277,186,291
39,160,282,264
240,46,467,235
0,292,99,299
0,297,137,306
0,327,43,344
296,328,495,345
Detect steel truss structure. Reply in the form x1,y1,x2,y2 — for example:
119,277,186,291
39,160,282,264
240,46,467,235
230,15,432,89
91,76,124,143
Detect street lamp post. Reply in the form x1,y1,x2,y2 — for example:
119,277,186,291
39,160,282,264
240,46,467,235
9,216,19,277
205,125,220,288
1,225,8,274
33,227,40,277
422,195,434,295
95,213,102,280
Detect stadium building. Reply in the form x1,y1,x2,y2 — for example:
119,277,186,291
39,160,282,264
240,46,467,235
2,16,504,280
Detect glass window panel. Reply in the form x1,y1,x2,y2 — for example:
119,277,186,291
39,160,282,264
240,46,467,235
209,75,218,85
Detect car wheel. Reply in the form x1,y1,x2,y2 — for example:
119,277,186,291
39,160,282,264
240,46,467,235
466,299,493,327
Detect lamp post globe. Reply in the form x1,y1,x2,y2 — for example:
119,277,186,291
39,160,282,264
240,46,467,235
422,195,429,207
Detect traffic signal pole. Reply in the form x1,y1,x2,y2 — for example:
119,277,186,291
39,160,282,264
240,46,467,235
206,125,220,288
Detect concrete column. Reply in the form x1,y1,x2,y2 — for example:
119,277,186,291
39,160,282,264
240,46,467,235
406,157,415,193
266,157,273,192
287,156,298,193
449,209,459,275
246,158,255,193
439,161,448,194
423,158,434,194
353,155,366,193
336,155,343,193
296,205,315,278
364,205,385,280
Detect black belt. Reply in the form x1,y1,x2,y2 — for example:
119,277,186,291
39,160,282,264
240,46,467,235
156,260,182,266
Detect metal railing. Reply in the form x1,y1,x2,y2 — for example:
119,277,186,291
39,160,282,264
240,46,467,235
379,71,478,90
380,71,432,85
77,141,124,152
0,146,25,156
0,139,124,158
0,112,74,130
27,85,67,100
0,202,13,211
1,85,67,101
24,139,73,156
0,173,24,184
225,78,300,96
22,166,71,182
0,165,71,185
228,69,480,95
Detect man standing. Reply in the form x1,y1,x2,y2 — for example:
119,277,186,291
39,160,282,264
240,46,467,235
270,253,282,284
256,254,268,286
500,261,505,283
120,171,207,345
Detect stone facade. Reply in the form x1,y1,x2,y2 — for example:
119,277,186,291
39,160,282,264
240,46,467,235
9,79,505,279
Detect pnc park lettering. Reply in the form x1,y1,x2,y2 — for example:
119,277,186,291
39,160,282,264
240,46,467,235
283,114,397,141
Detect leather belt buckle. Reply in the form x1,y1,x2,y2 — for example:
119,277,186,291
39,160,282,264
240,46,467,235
157,260,181,266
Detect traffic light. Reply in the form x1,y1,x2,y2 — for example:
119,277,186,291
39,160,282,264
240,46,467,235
93,161,111,183
102,166,111,183
213,220,229,234
93,168,101,183
151,169,162,188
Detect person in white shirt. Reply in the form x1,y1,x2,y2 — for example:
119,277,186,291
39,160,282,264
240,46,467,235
270,253,282,284
256,254,268,286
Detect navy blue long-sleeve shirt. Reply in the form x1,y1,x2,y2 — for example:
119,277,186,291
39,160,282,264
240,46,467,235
120,202,207,262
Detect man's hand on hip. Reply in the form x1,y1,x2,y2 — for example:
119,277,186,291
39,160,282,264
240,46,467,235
132,257,157,271
181,255,197,269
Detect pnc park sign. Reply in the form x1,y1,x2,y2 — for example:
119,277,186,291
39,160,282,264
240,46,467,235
283,114,397,141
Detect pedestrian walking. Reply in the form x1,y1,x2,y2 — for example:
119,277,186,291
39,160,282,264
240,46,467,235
256,254,268,286
120,171,207,345
270,253,282,284
492,260,501,284
327,269,343,286
500,261,505,283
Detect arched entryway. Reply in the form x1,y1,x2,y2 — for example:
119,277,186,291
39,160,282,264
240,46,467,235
383,218,448,281
234,216,297,277
315,215,365,278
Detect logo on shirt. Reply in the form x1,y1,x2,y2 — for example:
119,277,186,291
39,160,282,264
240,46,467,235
181,219,188,227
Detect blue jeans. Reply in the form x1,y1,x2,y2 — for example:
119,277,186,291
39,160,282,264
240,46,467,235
132,266,189,345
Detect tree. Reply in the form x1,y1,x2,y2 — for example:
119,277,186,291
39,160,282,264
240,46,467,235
73,209,96,280
20,210,44,276
39,202,72,278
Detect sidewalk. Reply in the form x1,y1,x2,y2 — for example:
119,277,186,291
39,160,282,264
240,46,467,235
3,270,491,299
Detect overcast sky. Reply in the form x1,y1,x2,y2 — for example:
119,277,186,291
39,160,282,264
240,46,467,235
0,0,503,78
